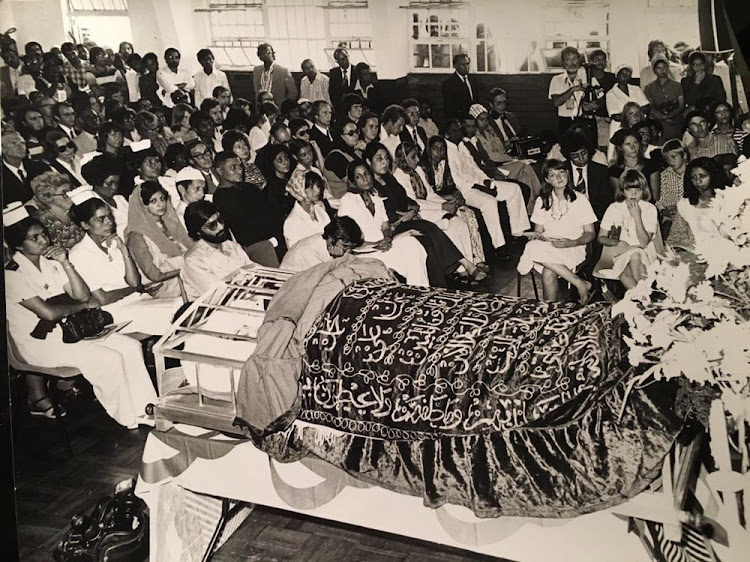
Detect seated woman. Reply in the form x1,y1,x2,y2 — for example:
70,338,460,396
338,93,365,126
96,120,127,160
323,121,360,202
127,145,180,209
356,112,380,158
595,169,661,289
281,216,363,272
338,161,430,286
643,55,685,141
283,170,331,249
81,153,129,239
42,130,84,187
221,130,266,190
681,51,726,113
289,139,330,198
392,141,488,283
711,101,745,149
3,204,156,429
125,180,193,298
666,157,728,250
29,171,85,250
181,200,253,300
68,192,182,336
134,110,169,157
170,103,198,144
517,159,597,303
608,129,661,200
248,101,279,154
258,144,295,218
367,141,485,287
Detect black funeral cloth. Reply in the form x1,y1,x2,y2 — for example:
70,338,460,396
259,279,684,518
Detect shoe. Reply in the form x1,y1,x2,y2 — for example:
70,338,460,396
28,398,66,419
475,262,491,274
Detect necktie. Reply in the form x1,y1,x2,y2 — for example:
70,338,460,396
575,168,585,193
17,167,26,183
343,69,348,87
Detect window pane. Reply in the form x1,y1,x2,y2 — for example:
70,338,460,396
414,45,430,69
431,44,451,69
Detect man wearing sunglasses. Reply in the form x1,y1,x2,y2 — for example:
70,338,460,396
181,200,254,300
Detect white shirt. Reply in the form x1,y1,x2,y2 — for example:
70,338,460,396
248,121,271,154
69,234,129,292
280,234,331,272
299,73,331,105
95,193,129,240
605,84,649,118
193,68,231,108
393,167,447,223
379,126,401,159
181,239,252,300
156,67,195,108
337,192,388,243
548,68,587,118
283,201,331,249
446,139,486,190
124,68,141,103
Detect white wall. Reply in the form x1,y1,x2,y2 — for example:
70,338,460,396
1,0,70,51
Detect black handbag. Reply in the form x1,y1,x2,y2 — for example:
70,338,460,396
60,309,114,343
53,478,148,562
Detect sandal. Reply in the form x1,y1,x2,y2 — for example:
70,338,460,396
469,269,491,284
476,262,491,274
28,397,66,419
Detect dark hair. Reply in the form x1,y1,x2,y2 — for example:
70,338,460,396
560,46,580,60
88,47,105,64
43,129,75,158
140,180,168,206
304,170,325,192
683,157,726,205
381,104,407,126
197,48,213,63
81,153,121,187
184,139,209,162
259,144,291,180
539,159,576,210
70,197,107,226
231,97,252,111
222,130,250,154
354,62,370,74
164,47,180,59
280,98,298,117
256,43,273,57
363,141,389,164
4,216,44,250
322,216,363,247
184,200,219,240
560,129,595,159
589,49,607,60
452,53,469,66
96,121,123,151
289,118,310,136
189,110,212,130
200,97,221,113
357,111,379,137
165,143,186,169
110,106,136,126
258,101,279,119
269,121,289,140
401,98,419,110
311,100,331,118
223,108,253,132
735,113,750,130
142,52,158,66
340,93,364,116
685,109,710,127
289,138,312,159
345,159,369,190
687,51,706,67
213,85,229,98
52,101,73,119
127,53,142,67
647,40,666,59
213,150,239,170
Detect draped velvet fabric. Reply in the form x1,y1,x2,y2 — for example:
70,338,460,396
252,279,685,519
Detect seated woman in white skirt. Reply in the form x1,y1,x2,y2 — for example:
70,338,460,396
595,169,662,289
68,191,182,336
283,169,331,249
517,159,597,303
338,161,430,286
3,205,156,429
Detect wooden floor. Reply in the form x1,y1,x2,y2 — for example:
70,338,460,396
12,248,535,562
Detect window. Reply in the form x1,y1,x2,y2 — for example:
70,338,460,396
409,3,469,71
67,0,132,47
204,0,373,71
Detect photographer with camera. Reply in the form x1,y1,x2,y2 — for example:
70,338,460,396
549,46,599,137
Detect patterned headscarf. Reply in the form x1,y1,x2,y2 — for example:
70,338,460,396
394,141,428,199
286,167,326,220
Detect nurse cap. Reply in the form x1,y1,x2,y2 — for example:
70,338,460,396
3,202,30,226
68,185,98,206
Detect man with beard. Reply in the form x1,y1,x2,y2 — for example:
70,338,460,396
181,200,254,299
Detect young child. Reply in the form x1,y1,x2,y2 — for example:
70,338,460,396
595,169,661,290
657,138,688,212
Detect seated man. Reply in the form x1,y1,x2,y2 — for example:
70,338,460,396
181,200,253,299
308,100,335,157
174,166,207,228
444,119,531,243
281,216,362,272
685,109,737,159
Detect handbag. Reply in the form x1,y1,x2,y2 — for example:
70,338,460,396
60,309,114,343
53,478,148,562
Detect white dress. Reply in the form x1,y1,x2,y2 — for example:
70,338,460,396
69,235,182,336
595,200,659,279
283,201,331,249
4,254,157,427
517,193,597,275
338,192,429,286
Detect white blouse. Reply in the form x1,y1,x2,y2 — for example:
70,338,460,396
69,234,129,292
337,192,388,243
283,201,331,249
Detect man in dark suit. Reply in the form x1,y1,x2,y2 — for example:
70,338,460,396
441,53,479,120
53,101,79,141
308,100,335,157
328,47,357,111
353,62,383,115
2,130,35,206
560,130,613,222
399,98,428,155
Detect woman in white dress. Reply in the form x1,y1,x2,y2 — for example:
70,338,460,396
3,204,156,428
68,192,182,336
606,64,651,161
338,161,430,286
283,169,331,249
595,170,661,289
517,159,597,303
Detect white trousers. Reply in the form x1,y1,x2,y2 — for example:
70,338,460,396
490,180,531,236
372,235,429,286
103,293,183,336
17,333,157,427
461,188,505,249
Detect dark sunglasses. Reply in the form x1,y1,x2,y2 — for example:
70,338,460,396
57,142,76,152
342,131,358,137
297,129,310,136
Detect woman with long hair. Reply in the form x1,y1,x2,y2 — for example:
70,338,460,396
517,159,597,303
608,128,661,199
171,103,198,143
81,153,129,239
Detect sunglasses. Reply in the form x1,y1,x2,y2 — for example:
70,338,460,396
342,131,358,137
297,129,310,136
57,142,76,152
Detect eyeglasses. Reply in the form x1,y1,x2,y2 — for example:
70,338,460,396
342,131,358,137
297,129,310,136
50,191,69,198
191,150,211,159
57,142,76,152
202,219,223,231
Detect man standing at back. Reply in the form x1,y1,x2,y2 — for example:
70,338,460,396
194,48,231,109
442,53,477,120
253,43,297,110
299,59,330,105
328,47,357,111
157,47,195,108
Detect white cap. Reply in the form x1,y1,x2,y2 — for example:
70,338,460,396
79,150,102,168
297,98,312,105
3,202,30,226
175,166,205,184
68,185,97,206
129,138,152,152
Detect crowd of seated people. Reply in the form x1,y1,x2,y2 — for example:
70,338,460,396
1,33,745,427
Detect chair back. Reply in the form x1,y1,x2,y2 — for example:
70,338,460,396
6,321,80,378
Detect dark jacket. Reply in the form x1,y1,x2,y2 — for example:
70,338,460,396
566,160,613,222
442,72,479,119
328,66,358,110
399,125,428,154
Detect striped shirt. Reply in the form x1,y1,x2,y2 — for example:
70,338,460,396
300,73,331,104
687,132,737,159
657,167,684,210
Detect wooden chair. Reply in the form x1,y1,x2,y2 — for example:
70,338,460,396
6,328,78,456
516,269,540,299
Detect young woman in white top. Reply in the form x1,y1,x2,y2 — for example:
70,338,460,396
517,159,597,303
81,153,129,239
3,207,156,428
283,170,331,249
596,169,661,289
337,161,430,286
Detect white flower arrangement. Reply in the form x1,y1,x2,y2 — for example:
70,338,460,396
613,169,750,421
